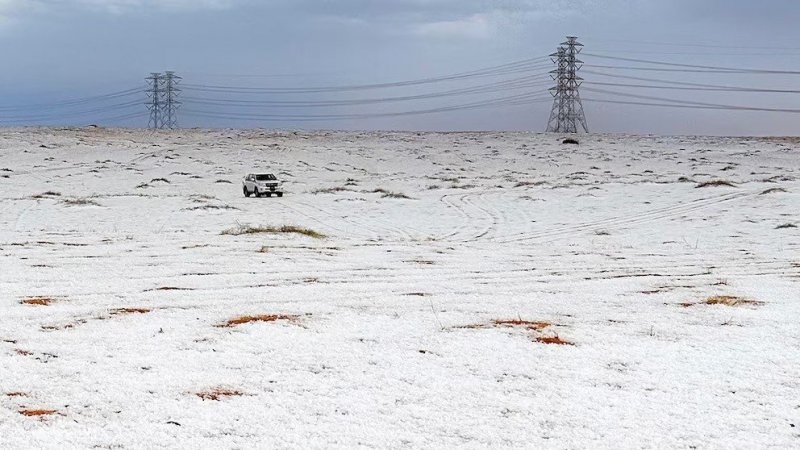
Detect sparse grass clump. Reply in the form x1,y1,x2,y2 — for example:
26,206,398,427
705,295,763,307
217,314,299,328
696,180,736,188
760,187,787,195
775,223,797,229
21,296,53,306
369,188,412,199
150,177,170,184
61,197,101,207
221,224,325,239
536,335,574,345
195,387,244,401
311,186,352,194
109,307,151,315
493,319,551,331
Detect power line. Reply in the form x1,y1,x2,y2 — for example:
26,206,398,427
583,53,800,75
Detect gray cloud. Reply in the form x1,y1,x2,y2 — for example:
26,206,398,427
0,0,797,135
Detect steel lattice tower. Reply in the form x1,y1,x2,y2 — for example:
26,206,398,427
546,36,588,133
162,71,181,129
146,73,163,130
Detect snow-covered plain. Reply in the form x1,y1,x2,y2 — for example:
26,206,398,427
0,127,798,448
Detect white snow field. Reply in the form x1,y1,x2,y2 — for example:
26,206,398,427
0,128,798,449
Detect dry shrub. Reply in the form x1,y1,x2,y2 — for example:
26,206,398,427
217,314,299,328
536,335,574,345
195,387,243,401
403,292,430,297
19,408,58,417
257,246,270,253
776,223,797,229
222,224,325,239
21,296,53,306
760,187,787,195
14,349,33,356
154,286,192,291
705,295,763,307
110,308,151,315
5,392,27,397
696,180,736,188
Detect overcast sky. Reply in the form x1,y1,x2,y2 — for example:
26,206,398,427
1,0,798,135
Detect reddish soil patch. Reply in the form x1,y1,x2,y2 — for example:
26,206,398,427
19,408,58,417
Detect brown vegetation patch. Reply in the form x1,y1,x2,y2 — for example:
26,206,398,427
109,308,151,315
195,387,244,401
493,319,551,331
21,296,53,306
5,392,27,397
535,335,574,345
152,286,193,291
221,224,325,239
403,292,430,297
217,314,300,328
695,180,737,188
19,408,58,417
705,295,763,307
14,349,33,356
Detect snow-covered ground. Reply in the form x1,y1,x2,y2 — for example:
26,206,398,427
0,127,798,449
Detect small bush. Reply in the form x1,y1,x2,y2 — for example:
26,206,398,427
150,178,170,184
776,223,797,229
760,187,787,195
562,138,579,145
31,191,61,199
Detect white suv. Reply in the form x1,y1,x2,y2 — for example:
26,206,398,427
243,173,284,197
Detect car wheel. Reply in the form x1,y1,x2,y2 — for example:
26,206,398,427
254,188,260,197
277,192,283,198
243,186,250,197
266,192,272,197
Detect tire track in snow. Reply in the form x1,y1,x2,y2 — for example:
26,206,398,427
494,191,754,244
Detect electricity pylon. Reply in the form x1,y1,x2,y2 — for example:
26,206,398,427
146,72,162,130
546,36,588,133
162,71,181,129
146,71,180,129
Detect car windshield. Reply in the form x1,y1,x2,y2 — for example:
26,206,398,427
255,174,276,181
